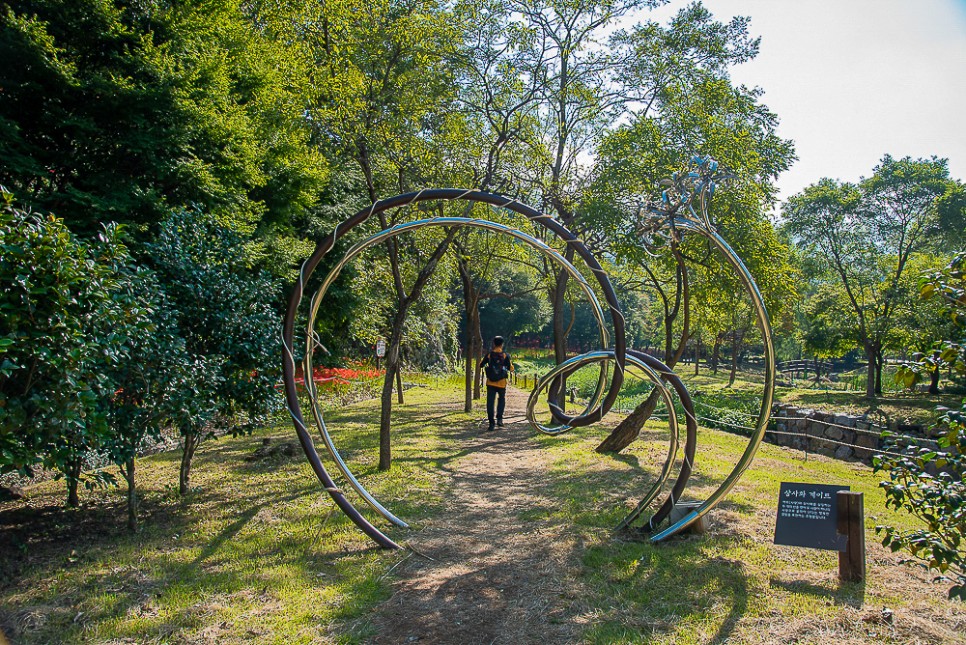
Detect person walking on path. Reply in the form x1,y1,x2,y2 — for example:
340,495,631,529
480,336,514,432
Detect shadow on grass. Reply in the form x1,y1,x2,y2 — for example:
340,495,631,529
395,408,758,643
579,542,752,644
0,393,474,644
522,428,758,531
366,547,587,644
3,384,819,644
769,575,865,608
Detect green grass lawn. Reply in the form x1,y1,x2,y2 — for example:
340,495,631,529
0,386,471,644
2,382,964,644
527,416,964,644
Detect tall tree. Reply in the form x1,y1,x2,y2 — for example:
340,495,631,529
584,3,795,452
0,0,327,240
302,0,467,468
448,1,547,410
504,0,659,402
783,155,960,397
799,284,857,380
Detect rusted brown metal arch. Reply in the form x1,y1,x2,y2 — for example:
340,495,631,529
281,189,627,549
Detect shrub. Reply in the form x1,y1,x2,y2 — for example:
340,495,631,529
147,209,282,495
874,405,965,600
101,266,213,529
0,191,146,505
881,252,966,600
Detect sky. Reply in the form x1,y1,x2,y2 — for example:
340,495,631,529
640,0,966,204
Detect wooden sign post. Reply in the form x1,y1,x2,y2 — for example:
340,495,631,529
836,490,866,583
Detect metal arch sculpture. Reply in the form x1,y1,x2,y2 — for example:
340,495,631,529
281,158,776,549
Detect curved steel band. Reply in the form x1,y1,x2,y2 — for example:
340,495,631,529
647,218,775,541
282,188,774,548
526,350,679,524
304,217,612,528
621,349,698,533
281,189,627,549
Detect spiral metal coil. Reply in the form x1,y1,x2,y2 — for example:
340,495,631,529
282,161,775,549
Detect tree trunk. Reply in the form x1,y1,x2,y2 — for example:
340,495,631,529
377,227,458,470
597,255,690,454
874,348,884,395
663,313,674,363
694,334,700,376
395,367,404,404
464,338,474,412
124,457,138,531
67,480,79,508
864,345,876,399
379,313,406,471
459,264,479,412
179,432,199,496
596,389,661,453
550,248,576,413
728,330,740,387
379,362,395,471
473,314,483,400
66,457,81,507
711,335,722,375
462,278,473,413
928,350,941,395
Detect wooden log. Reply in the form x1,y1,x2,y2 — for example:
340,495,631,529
837,491,866,582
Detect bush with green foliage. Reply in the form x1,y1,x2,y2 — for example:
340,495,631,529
880,251,966,600
875,407,965,600
0,190,149,505
147,209,283,495
0,190,280,525
101,266,217,529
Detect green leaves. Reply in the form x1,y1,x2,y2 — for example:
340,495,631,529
1,193,284,510
148,208,283,437
0,0,327,238
782,157,960,397
874,396,966,601
0,195,146,497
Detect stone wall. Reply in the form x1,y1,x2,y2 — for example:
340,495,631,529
767,403,939,465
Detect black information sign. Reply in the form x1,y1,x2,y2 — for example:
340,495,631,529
774,482,850,552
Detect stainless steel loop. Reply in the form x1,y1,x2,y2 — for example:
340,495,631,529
281,184,773,550
525,350,679,521
305,217,612,527
647,218,775,541
282,189,627,549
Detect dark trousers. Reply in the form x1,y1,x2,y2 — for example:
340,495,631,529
486,385,506,425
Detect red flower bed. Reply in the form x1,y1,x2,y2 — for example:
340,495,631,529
293,364,383,387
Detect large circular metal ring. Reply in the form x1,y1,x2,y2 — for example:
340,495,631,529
304,217,612,527
281,189,627,549
282,186,775,549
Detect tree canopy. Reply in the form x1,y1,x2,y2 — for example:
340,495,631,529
2,0,965,532
782,155,963,397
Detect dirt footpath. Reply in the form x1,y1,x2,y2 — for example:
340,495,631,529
366,387,588,644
